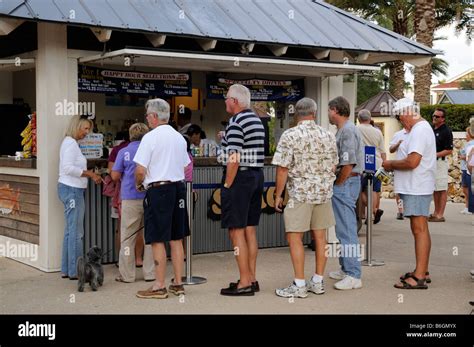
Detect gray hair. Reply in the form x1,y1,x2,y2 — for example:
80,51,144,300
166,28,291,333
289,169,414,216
295,97,317,117
145,98,170,122
358,109,371,122
227,84,251,109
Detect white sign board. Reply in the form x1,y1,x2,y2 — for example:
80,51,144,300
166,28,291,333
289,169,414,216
78,133,103,159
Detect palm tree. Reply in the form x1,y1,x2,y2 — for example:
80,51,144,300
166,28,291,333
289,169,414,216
327,0,472,102
413,0,436,105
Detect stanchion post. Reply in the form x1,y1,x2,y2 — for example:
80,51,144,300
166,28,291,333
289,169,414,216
362,173,384,267
180,181,207,285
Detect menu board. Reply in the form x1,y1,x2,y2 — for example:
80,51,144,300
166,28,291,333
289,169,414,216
207,76,304,101
78,65,192,97
78,133,103,159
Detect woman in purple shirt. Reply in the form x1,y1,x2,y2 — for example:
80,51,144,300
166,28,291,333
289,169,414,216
111,123,155,283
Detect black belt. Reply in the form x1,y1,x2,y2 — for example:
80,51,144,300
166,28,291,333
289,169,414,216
223,166,262,173
148,181,182,188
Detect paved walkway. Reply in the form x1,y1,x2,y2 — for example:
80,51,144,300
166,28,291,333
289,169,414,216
1,200,472,314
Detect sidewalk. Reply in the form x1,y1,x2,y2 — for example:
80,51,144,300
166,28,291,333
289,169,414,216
1,200,472,314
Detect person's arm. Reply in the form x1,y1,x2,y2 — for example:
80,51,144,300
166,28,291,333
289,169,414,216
437,130,453,158
224,152,240,188
62,140,101,183
335,164,354,185
437,149,452,158
135,164,146,191
223,122,244,188
107,161,114,173
274,166,288,212
132,138,151,190
389,140,403,153
111,150,125,182
383,152,422,171
334,128,358,185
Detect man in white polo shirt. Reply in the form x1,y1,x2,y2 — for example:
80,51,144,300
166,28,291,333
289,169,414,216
133,98,191,299
383,98,436,290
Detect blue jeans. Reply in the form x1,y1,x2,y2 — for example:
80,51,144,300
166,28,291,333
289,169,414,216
58,183,85,277
332,176,362,279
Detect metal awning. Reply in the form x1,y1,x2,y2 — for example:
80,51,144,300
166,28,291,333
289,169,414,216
0,0,439,66
0,58,34,71
79,48,380,77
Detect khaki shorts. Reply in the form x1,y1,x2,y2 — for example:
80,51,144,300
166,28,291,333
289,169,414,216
284,200,335,232
435,160,448,191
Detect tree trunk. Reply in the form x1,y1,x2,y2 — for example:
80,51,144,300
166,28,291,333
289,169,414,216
389,8,410,100
389,61,405,99
414,0,436,105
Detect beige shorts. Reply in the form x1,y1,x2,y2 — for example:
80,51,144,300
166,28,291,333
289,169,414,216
284,200,335,232
435,160,448,191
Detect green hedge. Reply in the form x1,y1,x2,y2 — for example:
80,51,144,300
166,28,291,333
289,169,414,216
421,104,474,132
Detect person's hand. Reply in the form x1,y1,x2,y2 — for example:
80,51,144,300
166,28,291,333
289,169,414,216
382,160,393,172
136,184,146,192
91,173,103,184
217,131,225,141
398,140,403,145
275,196,283,213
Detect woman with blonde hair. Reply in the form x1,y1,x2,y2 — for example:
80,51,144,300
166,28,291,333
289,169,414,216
58,115,102,279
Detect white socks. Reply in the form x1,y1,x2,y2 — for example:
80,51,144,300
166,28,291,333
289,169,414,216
294,279,306,287
312,274,323,283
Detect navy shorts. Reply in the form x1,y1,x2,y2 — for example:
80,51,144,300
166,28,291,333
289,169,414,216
361,175,382,193
221,168,264,229
143,182,190,244
461,170,471,187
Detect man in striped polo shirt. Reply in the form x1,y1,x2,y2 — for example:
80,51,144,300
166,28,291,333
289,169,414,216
219,84,265,297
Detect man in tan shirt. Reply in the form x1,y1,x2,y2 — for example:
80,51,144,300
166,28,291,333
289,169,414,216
357,109,386,224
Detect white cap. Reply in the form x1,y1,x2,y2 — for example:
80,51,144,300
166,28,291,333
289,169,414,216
392,97,419,116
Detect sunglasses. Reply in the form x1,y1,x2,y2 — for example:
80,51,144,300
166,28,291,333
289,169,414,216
432,115,444,119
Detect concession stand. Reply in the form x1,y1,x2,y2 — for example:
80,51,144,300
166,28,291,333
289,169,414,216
0,0,437,271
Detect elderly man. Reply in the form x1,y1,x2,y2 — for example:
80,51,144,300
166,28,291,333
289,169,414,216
272,97,338,298
328,96,365,290
430,108,453,222
383,98,436,289
356,109,387,224
219,84,265,296
133,98,191,299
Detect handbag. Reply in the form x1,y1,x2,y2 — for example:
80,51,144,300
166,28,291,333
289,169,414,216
102,175,116,197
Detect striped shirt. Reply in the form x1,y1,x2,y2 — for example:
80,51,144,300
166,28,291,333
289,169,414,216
220,109,265,167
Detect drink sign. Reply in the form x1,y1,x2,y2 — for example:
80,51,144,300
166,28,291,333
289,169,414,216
78,133,104,159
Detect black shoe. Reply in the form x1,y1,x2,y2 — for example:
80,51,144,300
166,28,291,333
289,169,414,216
374,209,384,224
229,280,260,292
220,285,255,296
396,212,404,220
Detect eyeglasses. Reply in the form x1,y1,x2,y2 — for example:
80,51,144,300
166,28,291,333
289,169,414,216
432,115,444,119
224,96,237,101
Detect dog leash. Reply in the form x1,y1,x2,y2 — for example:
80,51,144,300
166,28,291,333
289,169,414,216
101,225,145,258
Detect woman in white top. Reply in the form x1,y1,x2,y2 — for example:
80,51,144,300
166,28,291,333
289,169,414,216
58,115,102,279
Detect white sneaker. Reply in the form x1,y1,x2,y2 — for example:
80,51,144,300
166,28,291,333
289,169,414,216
307,279,325,295
334,275,362,290
329,269,346,280
275,282,308,298
460,208,472,215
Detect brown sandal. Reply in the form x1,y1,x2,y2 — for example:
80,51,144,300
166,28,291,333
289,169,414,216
394,274,428,289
